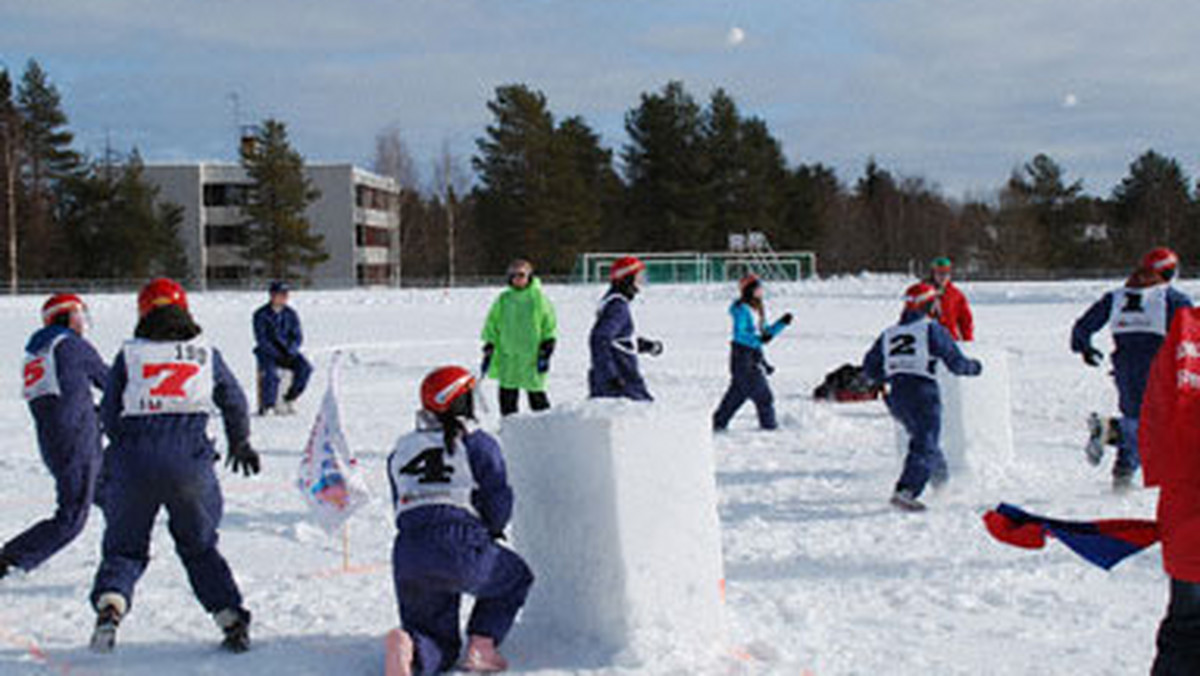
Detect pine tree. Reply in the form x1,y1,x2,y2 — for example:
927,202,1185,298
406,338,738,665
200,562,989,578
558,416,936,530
1112,150,1192,259
239,119,326,281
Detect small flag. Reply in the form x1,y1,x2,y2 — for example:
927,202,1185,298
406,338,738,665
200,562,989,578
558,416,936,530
983,503,1159,570
297,353,370,534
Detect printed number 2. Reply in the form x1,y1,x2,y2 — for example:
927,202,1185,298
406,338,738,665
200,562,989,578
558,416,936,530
143,362,200,397
888,334,917,356
399,448,454,484
24,358,46,388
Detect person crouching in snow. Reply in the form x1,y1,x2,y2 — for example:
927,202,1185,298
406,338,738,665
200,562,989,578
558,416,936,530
712,274,793,431
88,278,261,654
1072,247,1191,491
253,280,312,415
1137,305,1200,672
0,294,108,579
386,366,534,675
588,256,663,401
481,259,558,416
863,282,982,512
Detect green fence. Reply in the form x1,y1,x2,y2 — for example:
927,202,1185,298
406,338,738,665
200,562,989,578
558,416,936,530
577,252,817,284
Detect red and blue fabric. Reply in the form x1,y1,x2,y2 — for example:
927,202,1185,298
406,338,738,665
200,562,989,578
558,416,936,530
983,502,1159,570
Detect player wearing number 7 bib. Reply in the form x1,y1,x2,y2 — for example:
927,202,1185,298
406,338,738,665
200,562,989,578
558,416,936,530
385,366,534,675
0,294,108,580
88,278,261,655
862,282,982,512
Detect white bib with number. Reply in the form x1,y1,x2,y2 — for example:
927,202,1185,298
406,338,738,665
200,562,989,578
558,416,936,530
1109,285,1169,336
883,320,936,380
388,430,476,518
22,333,68,401
121,339,215,417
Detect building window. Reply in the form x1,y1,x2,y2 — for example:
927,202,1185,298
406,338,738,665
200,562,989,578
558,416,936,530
356,185,394,211
205,225,249,246
355,224,390,248
203,183,252,207
357,263,392,285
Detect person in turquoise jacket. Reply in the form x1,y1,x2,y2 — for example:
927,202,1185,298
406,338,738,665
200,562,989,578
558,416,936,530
713,275,793,431
481,260,558,416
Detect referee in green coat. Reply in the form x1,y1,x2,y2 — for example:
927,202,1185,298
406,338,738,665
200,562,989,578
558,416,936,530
481,259,559,416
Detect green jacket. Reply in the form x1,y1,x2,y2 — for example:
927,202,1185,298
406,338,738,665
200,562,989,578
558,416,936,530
481,278,558,391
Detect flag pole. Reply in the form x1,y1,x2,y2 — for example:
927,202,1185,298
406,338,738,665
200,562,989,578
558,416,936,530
342,523,351,571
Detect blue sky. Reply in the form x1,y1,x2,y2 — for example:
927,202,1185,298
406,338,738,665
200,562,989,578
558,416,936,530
2,0,1198,198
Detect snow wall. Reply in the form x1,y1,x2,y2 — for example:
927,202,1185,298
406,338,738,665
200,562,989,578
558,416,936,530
896,346,1015,474
501,401,726,667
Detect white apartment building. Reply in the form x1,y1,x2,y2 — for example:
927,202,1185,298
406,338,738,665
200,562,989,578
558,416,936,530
143,163,401,287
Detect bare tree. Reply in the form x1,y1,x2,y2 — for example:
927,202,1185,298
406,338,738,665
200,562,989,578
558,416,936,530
372,125,419,190
430,140,470,287
0,70,19,294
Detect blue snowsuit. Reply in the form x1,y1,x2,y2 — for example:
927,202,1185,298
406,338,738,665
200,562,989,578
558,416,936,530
1,326,108,571
713,301,789,430
1071,283,1191,475
863,312,982,497
588,290,653,401
253,303,312,409
90,343,251,615
388,422,534,675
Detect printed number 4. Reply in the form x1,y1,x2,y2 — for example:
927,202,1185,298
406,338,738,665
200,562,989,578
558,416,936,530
143,362,201,397
400,448,455,484
888,334,917,356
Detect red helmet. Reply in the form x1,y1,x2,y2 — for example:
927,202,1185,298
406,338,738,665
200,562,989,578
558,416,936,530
138,278,189,319
904,282,938,313
1142,247,1179,276
420,366,477,415
738,274,761,294
610,256,646,282
42,293,85,326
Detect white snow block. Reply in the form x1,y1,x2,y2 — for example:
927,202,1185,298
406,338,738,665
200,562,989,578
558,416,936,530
895,346,1014,474
501,401,726,666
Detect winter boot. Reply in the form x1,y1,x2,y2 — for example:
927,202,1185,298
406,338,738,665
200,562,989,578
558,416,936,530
1085,413,1105,466
890,488,927,513
90,593,126,653
384,628,415,676
0,554,15,580
215,607,252,653
460,635,509,672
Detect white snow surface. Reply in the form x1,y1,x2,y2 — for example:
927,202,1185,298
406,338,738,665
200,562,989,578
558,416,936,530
0,276,1182,675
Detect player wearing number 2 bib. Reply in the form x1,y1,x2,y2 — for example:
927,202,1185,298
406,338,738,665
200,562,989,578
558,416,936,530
88,278,261,655
385,366,534,675
1071,247,1191,489
0,294,108,579
863,282,982,512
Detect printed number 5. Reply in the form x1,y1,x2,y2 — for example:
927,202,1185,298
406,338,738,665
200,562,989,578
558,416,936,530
143,362,200,397
888,334,917,357
24,358,46,387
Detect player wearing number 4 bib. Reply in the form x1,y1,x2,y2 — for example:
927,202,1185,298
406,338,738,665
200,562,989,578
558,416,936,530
0,294,108,580
385,366,534,675
863,282,982,512
1071,247,1192,491
88,278,261,655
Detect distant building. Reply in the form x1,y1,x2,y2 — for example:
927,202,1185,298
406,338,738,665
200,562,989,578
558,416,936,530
143,163,401,287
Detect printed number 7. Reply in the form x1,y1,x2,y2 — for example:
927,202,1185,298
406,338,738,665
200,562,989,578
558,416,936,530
143,362,201,397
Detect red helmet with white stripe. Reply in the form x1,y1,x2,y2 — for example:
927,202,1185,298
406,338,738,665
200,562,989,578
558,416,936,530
420,366,477,415
138,278,189,319
1142,247,1179,279
610,256,646,283
739,273,761,294
42,293,85,326
904,282,938,314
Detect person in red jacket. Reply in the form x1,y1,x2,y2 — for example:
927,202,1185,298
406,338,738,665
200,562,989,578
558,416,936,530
1138,307,1200,672
928,257,974,342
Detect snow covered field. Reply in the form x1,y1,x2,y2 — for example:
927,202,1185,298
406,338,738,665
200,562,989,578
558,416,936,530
0,276,1185,675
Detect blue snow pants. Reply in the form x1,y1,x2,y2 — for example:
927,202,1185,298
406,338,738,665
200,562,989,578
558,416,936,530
392,516,534,675
713,343,777,430
256,352,312,409
2,432,102,571
888,378,947,497
1113,354,1152,477
1153,578,1200,675
90,447,242,614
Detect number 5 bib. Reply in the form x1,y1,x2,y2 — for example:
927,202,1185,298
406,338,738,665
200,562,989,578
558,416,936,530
121,339,215,416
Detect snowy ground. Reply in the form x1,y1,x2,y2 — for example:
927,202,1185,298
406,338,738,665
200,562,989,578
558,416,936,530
0,276,1184,675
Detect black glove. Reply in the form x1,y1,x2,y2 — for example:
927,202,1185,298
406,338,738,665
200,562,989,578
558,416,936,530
1082,347,1103,367
761,332,775,345
537,339,555,374
481,343,495,375
490,530,508,542
763,362,776,376
780,313,794,326
637,338,664,357
226,441,261,477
